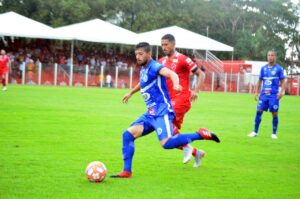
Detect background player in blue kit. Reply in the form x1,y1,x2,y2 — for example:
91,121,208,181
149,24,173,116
248,50,286,139
111,42,220,178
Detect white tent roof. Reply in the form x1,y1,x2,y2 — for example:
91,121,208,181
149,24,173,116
55,19,139,45
138,26,233,52
0,11,71,40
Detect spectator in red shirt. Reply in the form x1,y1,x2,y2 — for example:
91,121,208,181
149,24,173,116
0,49,10,91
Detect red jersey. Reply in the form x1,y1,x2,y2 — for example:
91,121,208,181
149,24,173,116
159,51,197,99
0,55,9,69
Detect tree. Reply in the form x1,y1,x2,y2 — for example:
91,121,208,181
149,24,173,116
0,0,299,63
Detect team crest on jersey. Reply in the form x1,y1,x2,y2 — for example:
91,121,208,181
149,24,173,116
142,92,150,101
186,57,192,63
142,73,148,82
271,70,276,75
273,105,278,110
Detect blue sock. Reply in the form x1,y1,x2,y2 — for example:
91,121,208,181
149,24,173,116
163,133,201,149
122,130,135,172
272,116,278,134
254,111,263,133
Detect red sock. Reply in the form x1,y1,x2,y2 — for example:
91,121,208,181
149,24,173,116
192,148,197,157
173,125,180,135
2,78,5,87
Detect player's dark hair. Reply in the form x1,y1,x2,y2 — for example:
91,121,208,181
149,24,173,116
135,42,151,53
161,34,176,42
268,50,277,56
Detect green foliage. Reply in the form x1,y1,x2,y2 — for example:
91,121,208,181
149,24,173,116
0,0,299,62
0,86,300,198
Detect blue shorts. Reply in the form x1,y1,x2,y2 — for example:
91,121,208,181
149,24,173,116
130,113,174,141
257,94,279,112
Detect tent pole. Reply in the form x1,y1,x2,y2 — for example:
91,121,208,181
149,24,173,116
230,49,234,92
69,40,74,86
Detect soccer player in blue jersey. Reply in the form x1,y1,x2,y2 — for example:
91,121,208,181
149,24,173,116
111,42,220,178
248,50,286,139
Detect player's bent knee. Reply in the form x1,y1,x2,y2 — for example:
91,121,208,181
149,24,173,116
127,125,143,138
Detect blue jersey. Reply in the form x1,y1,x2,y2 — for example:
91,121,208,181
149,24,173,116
140,59,174,117
259,64,285,95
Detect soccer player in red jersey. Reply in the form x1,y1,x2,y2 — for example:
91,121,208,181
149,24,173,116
0,49,10,91
159,34,207,167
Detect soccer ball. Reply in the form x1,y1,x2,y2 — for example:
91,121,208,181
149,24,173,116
85,161,107,183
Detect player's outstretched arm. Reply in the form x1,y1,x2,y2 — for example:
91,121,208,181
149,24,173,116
191,67,204,102
159,67,182,91
122,83,140,104
277,79,286,100
254,79,262,101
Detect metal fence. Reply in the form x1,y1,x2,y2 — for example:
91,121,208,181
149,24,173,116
6,62,300,96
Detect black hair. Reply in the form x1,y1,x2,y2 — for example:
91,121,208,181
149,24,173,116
135,42,151,53
161,34,175,42
268,50,277,56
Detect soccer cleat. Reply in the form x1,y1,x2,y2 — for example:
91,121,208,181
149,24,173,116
2,86,7,91
183,145,193,164
198,128,220,143
110,170,132,178
248,132,258,137
194,150,205,168
271,134,278,139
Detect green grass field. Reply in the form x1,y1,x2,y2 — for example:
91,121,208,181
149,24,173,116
0,85,299,199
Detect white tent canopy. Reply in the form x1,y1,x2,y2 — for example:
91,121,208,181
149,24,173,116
0,11,71,40
55,19,138,45
138,26,233,52
54,19,139,86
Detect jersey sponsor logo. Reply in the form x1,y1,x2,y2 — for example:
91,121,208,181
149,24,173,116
142,92,150,101
264,79,272,86
264,77,278,80
264,90,271,95
148,102,156,107
149,107,155,115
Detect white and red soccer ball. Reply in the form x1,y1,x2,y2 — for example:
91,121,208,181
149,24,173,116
85,161,107,183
